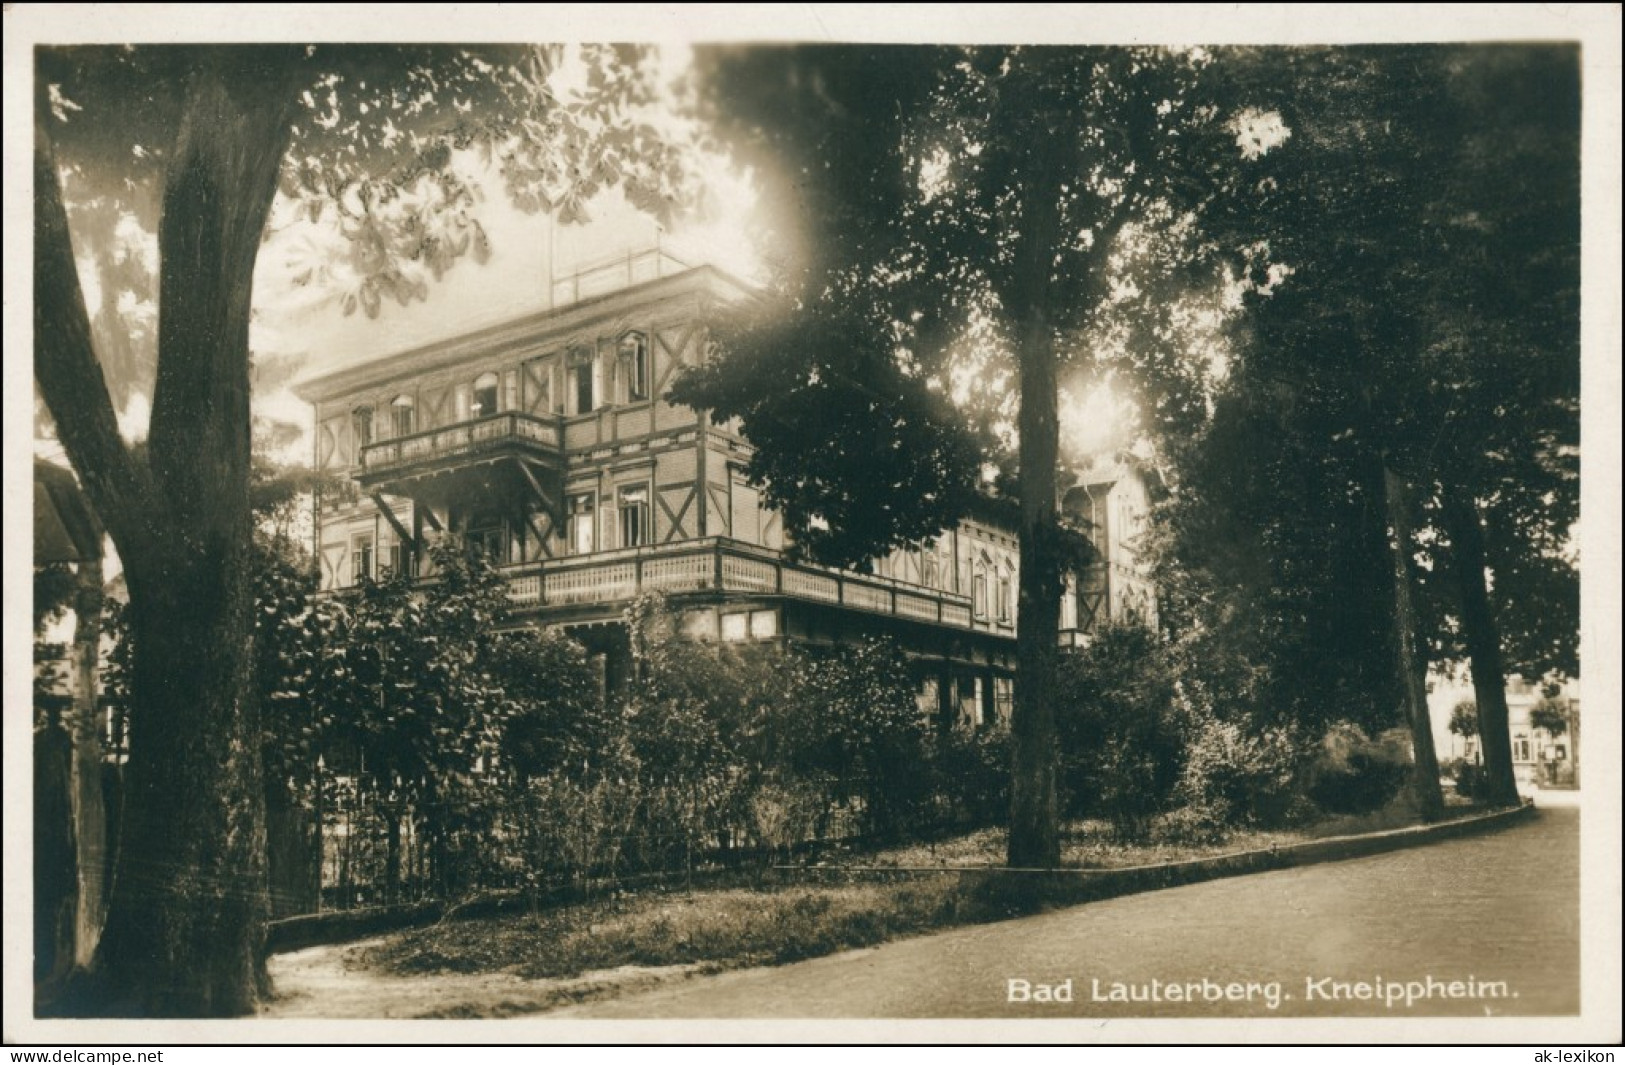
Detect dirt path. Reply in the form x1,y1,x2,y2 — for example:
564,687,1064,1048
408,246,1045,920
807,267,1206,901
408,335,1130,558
261,935,709,1019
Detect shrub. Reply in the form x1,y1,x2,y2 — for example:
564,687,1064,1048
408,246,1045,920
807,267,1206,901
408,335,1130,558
1175,711,1305,830
932,723,1010,830
1304,722,1412,815
1055,622,1183,839
1448,759,1492,802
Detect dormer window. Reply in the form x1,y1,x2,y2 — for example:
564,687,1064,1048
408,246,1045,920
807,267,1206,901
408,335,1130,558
472,372,500,419
618,332,649,402
391,394,416,437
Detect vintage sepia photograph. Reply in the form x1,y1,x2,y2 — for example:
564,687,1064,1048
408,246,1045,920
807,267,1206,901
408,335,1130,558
6,4,1620,1047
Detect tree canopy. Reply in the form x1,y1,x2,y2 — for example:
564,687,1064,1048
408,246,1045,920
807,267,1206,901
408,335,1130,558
34,43,703,1016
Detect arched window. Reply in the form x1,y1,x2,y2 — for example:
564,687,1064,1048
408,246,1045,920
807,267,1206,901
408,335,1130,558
390,395,416,437
618,331,649,402
472,372,500,418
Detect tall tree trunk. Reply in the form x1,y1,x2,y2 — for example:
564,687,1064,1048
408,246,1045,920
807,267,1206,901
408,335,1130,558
92,546,267,1015
35,50,304,1015
1006,137,1066,870
34,709,77,990
1381,465,1445,820
70,553,108,967
1440,483,1521,807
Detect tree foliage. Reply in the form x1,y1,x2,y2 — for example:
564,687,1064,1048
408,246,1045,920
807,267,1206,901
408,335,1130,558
1448,700,1480,740
34,43,701,1015
685,45,1275,867
1152,46,1578,812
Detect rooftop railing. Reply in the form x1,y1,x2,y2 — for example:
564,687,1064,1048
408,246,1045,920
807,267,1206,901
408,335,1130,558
550,247,691,309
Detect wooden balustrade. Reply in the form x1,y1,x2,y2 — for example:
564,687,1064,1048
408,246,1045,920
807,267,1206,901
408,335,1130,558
501,537,984,632
360,412,563,474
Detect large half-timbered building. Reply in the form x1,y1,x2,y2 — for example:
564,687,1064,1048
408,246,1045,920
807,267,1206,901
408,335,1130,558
295,256,1034,729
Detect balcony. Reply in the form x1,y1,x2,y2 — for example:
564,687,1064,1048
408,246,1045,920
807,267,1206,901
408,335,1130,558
357,411,564,509
503,537,995,635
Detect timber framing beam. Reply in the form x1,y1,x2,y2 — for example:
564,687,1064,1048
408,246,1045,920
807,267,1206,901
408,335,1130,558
515,457,562,525
370,492,416,549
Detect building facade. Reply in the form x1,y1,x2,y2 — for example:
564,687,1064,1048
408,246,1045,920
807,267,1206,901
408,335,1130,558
1058,455,1160,648
1432,674,1581,790
295,261,1021,731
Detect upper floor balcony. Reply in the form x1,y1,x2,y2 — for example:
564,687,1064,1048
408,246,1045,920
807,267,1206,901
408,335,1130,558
357,410,565,510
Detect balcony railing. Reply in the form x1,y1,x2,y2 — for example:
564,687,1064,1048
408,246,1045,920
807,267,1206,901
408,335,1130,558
359,411,563,476
502,537,996,633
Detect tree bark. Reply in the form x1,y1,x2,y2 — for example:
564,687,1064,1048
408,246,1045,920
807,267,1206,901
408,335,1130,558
1381,465,1445,821
1006,136,1066,870
70,553,108,967
35,50,304,1016
1440,483,1522,807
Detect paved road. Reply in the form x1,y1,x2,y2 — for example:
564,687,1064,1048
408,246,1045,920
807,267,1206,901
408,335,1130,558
559,806,1579,1019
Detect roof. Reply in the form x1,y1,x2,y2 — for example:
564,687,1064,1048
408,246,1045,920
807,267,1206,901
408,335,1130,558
292,264,759,405
34,460,102,564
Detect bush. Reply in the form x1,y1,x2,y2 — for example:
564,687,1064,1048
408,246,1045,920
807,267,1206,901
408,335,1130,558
1304,722,1411,815
1175,711,1305,830
1055,622,1183,839
932,724,1010,830
1449,760,1492,801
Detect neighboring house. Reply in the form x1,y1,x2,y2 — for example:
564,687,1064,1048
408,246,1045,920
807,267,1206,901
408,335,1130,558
1057,454,1161,648
1430,674,1581,789
294,256,1021,733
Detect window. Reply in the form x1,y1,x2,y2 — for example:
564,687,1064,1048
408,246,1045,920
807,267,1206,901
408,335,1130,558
922,549,940,589
472,372,500,418
997,572,1012,623
351,533,374,584
352,407,373,451
730,478,761,544
994,677,1014,722
569,347,595,414
619,332,649,402
618,485,649,549
391,395,416,437
382,539,416,579
470,520,504,561
568,492,596,555
721,613,749,642
973,567,988,618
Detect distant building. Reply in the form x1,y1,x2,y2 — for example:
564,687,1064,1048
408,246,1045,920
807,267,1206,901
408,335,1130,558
294,256,1024,732
1058,454,1160,648
1431,674,1580,790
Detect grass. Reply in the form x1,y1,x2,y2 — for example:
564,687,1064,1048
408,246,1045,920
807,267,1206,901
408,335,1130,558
356,794,1503,995
359,878,986,983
